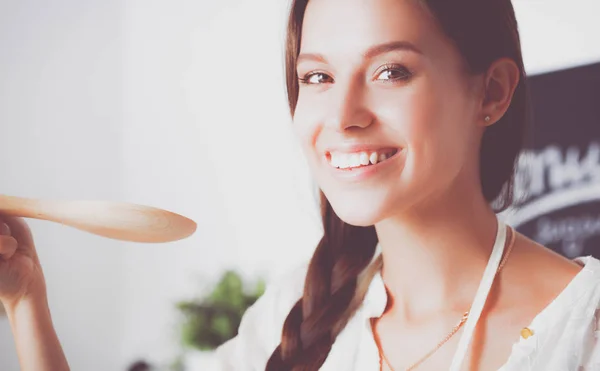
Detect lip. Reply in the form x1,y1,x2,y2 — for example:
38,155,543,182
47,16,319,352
323,144,401,154
325,148,405,182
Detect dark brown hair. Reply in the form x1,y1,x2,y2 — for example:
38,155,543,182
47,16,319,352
266,0,529,369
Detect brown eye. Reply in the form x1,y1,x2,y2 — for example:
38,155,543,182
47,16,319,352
299,72,334,85
374,65,412,82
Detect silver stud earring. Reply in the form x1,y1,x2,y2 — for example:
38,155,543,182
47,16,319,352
484,116,491,122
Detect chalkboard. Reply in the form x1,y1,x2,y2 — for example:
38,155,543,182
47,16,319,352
506,62,600,258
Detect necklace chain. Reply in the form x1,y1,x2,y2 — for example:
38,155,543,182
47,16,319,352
377,226,516,371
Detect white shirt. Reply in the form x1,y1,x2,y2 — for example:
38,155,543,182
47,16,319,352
214,253,600,370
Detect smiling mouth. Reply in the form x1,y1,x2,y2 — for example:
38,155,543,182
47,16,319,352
326,148,400,169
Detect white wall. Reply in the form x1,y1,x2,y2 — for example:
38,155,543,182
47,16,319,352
0,1,127,370
514,0,600,75
0,0,598,370
117,0,321,367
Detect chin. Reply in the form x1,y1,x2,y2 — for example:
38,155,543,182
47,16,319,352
326,195,388,227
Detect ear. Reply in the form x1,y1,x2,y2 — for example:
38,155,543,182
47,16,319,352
479,57,521,127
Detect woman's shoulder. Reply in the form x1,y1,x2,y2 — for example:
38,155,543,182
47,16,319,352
519,251,600,324
559,254,600,311
507,235,600,316
499,253,600,369
212,260,309,370
536,252,600,312
232,258,310,325
257,259,310,315
546,255,600,367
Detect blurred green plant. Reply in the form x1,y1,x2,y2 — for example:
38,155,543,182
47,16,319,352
176,271,266,351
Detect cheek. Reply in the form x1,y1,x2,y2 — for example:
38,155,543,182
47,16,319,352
375,82,444,156
292,101,323,166
293,90,331,146
377,78,470,180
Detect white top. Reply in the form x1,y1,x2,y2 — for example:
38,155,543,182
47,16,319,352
214,233,600,370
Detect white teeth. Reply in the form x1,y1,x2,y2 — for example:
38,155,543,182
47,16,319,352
339,156,350,169
330,155,339,168
328,149,398,169
369,152,379,165
359,152,370,166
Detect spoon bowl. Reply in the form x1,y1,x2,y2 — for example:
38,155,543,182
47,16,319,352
0,195,196,243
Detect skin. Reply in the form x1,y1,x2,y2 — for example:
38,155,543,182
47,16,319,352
295,0,582,369
0,217,69,371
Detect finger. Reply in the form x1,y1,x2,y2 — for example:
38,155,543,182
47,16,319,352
0,236,18,260
0,223,18,260
0,217,37,260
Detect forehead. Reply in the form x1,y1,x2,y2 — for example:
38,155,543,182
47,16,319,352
300,0,443,60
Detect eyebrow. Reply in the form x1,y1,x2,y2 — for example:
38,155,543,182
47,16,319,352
297,40,423,66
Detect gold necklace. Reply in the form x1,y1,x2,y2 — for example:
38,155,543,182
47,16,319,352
376,226,516,371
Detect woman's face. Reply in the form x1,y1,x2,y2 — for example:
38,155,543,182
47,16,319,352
293,0,485,226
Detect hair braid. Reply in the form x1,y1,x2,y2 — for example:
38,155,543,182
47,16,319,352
265,195,378,370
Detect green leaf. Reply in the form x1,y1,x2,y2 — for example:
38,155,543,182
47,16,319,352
176,271,267,350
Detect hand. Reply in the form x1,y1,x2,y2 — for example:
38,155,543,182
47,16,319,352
0,216,47,309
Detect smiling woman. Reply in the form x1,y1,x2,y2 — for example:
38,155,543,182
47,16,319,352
1,0,599,371
211,0,600,370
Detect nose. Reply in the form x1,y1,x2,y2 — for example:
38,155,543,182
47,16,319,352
324,77,374,132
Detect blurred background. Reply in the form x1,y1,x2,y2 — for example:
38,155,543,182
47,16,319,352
0,0,599,370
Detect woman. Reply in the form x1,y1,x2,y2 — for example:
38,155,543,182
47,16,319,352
213,0,600,370
0,0,598,370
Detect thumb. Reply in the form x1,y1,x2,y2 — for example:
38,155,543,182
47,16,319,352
0,216,38,261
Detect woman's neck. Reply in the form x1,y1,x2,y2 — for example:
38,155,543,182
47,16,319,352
374,190,499,322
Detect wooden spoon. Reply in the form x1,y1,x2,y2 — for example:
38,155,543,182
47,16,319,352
0,195,197,243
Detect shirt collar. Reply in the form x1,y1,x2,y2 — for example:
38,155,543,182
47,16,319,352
361,249,600,320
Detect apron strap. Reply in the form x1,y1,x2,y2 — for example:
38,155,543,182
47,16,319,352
448,217,507,371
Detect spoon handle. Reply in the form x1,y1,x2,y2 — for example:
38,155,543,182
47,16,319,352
0,195,196,243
